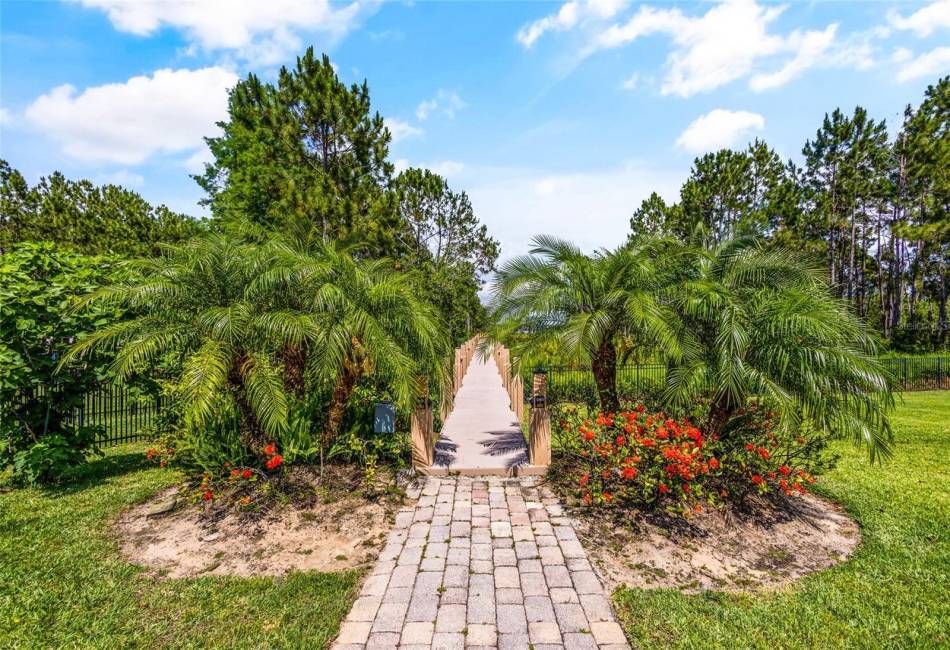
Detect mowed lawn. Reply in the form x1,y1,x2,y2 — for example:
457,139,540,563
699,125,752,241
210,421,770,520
1,393,948,649
0,449,361,649
614,391,950,649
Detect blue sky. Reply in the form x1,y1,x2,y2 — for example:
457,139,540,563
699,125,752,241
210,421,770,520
1,0,948,259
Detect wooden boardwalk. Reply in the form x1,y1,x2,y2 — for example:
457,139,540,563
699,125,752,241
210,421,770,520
427,355,531,476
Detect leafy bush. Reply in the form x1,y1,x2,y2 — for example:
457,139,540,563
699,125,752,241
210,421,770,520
557,403,831,515
0,243,121,484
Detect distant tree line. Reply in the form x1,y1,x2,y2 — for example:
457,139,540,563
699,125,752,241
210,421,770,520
0,161,204,257
632,76,949,351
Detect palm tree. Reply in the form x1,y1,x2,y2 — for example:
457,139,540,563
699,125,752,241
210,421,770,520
489,235,677,413
261,240,450,447
64,234,449,454
63,235,305,451
664,236,895,460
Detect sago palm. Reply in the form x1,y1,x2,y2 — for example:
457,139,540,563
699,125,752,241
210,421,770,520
259,239,450,446
63,235,308,450
489,235,677,413
664,236,894,460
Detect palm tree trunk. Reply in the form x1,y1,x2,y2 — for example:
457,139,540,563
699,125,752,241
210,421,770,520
322,362,361,448
706,392,738,439
281,344,306,400
591,338,619,414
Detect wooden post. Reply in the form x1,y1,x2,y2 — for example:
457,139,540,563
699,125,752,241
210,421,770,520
528,370,551,466
410,376,433,470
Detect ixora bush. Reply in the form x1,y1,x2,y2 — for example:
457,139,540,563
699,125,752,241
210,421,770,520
66,234,448,498
0,243,122,484
557,403,830,514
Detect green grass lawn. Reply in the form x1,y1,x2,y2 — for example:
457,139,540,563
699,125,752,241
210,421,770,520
613,390,950,649
0,449,361,649
2,393,948,648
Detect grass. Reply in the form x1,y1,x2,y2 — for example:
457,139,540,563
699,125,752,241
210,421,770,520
2,393,947,648
0,448,361,649
612,390,950,649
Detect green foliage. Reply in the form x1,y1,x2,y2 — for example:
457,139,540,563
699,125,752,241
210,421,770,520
65,233,449,469
663,236,895,460
196,48,400,257
0,160,203,257
0,243,120,483
490,235,677,413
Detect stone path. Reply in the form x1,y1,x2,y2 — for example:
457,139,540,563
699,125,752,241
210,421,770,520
332,476,630,649
430,357,529,474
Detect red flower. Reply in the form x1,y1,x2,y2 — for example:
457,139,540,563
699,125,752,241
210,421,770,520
615,435,626,447
202,490,213,501
159,460,168,468
708,458,720,469
602,492,613,503
745,443,756,452
231,469,241,477
265,454,283,470
622,466,637,480
658,483,670,494
757,447,770,459
146,448,157,460
636,404,646,413
656,427,669,440
583,430,595,442
583,492,593,505
263,443,276,456
579,474,590,486
751,474,764,485
242,469,253,479
779,465,791,476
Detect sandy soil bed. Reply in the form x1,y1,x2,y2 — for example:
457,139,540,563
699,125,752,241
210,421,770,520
569,492,860,593
115,473,411,578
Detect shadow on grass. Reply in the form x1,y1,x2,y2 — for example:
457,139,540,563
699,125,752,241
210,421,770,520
42,450,153,497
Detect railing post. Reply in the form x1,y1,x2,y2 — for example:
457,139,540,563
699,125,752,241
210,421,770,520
529,369,551,466
410,375,433,470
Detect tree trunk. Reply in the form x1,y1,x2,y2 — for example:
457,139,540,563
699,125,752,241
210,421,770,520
591,338,619,414
705,392,738,439
281,344,306,400
322,362,361,448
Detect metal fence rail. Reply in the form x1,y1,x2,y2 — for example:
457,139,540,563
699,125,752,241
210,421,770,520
5,384,164,448
532,357,950,405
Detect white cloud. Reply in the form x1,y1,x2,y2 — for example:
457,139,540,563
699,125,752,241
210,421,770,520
415,90,466,121
74,0,374,65
465,161,682,260
892,47,914,64
0,107,12,126
25,67,239,165
184,147,216,174
895,46,950,82
889,0,950,38
98,169,145,187
394,158,410,174
517,0,628,48
676,109,765,154
428,160,465,178
384,117,423,143
527,0,869,96
749,24,837,91
620,72,640,90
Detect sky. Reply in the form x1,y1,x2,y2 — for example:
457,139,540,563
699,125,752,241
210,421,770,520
1,0,949,260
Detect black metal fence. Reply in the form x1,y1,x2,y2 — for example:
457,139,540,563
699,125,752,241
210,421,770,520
5,384,164,448
881,357,950,391
532,357,950,405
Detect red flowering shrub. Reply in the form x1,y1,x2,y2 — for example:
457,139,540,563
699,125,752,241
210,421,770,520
556,402,833,514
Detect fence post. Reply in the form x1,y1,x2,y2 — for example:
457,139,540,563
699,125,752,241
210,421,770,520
529,369,551,466
410,376,433,470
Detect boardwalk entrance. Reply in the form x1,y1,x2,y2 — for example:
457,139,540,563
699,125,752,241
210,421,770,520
425,355,539,476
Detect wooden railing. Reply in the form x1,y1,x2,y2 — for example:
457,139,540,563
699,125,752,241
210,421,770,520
492,344,550,468
411,336,479,470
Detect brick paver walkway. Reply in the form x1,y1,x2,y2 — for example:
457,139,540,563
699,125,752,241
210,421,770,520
332,476,630,649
